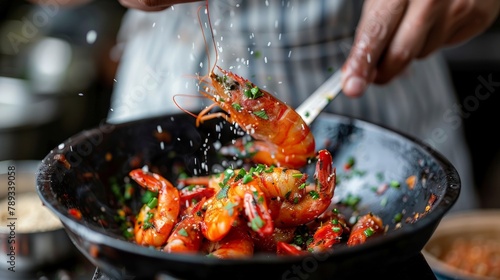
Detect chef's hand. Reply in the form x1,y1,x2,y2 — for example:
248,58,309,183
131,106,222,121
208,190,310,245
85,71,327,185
117,0,200,11
342,0,500,97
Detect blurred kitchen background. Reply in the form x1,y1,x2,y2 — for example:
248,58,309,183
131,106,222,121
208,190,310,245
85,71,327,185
0,1,499,208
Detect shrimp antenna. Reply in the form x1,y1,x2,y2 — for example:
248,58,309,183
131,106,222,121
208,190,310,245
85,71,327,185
197,0,218,74
172,94,201,118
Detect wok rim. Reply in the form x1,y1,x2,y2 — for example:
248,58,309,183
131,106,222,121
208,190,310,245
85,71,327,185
35,112,460,266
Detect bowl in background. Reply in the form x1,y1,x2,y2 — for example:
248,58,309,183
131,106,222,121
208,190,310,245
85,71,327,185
423,209,500,280
0,160,75,273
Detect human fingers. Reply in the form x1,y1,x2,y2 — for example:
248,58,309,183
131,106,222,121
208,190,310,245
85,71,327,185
358,0,500,86
118,0,200,11
341,0,408,97
375,0,447,84
443,0,500,46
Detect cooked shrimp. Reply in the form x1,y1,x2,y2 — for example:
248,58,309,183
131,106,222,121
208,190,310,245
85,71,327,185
307,210,350,253
182,149,334,232
201,174,274,242
164,198,206,254
203,219,254,259
346,213,385,246
184,2,314,169
195,67,315,169
260,149,336,227
129,169,180,247
275,210,350,255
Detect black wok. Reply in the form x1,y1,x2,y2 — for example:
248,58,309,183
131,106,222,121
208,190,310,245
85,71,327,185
36,112,459,280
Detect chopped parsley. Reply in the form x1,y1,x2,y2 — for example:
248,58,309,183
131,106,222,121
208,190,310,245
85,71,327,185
253,110,269,120
232,103,242,111
178,228,189,237
244,86,263,99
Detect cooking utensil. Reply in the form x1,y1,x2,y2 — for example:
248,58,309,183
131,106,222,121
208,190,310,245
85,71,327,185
36,112,460,280
296,69,343,125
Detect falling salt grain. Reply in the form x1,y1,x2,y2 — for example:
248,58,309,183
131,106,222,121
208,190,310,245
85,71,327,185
367,53,371,63
288,51,292,58
78,92,84,97
58,143,65,150
267,42,271,47
86,30,97,44
152,22,156,28
157,125,163,133
160,142,164,150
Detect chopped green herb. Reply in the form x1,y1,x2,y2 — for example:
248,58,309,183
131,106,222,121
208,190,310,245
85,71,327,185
123,227,134,239
299,183,307,189
242,173,253,184
393,212,403,223
352,169,367,177
143,212,154,229
344,156,355,169
380,197,388,207
332,226,342,233
232,103,242,111
254,164,266,173
250,216,264,231
364,227,375,237
376,172,385,182
264,166,274,173
178,228,189,237
244,86,263,99
390,180,401,188
141,190,158,204
343,194,361,207
146,197,158,209
253,110,269,120
292,173,303,179
308,191,320,200
216,185,230,200
235,168,247,181
224,201,237,216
